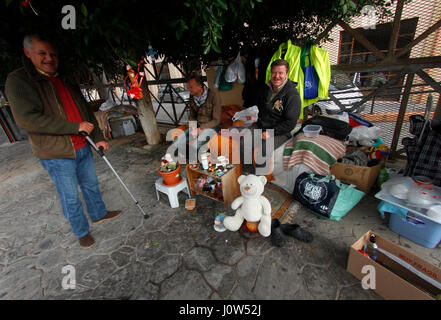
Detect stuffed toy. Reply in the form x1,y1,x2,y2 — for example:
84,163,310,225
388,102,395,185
223,174,272,237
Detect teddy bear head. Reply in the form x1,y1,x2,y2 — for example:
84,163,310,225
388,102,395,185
237,174,267,199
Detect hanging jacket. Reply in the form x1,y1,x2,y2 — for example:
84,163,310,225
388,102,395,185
265,40,331,119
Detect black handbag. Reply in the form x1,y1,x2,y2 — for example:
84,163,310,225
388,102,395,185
299,115,352,141
293,172,364,221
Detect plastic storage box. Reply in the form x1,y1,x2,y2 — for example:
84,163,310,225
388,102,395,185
376,199,441,248
109,116,137,138
303,125,322,138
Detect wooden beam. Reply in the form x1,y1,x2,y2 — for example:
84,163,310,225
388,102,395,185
390,72,415,153
332,55,441,73
415,69,441,94
338,20,386,60
315,19,339,44
350,70,408,112
395,18,441,59
388,0,405,58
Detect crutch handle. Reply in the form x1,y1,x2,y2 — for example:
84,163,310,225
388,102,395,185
80,131,104,156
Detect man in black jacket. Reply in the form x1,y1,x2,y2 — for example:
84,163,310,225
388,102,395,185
240,59,301,174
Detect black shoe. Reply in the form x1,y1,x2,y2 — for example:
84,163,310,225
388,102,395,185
241,164,255,175
280,223,313,243
270,219,285,247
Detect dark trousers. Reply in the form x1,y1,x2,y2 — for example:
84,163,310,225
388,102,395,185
235,123,290,174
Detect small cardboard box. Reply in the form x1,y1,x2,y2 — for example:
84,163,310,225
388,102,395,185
330,159,383,194
347,230,441,300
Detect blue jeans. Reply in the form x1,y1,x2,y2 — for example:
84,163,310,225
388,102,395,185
40,145,107,238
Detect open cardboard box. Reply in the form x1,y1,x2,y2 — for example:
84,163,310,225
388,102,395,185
330,158,384,194
347,230,441,300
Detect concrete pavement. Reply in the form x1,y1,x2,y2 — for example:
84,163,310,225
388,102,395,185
0,132,440,300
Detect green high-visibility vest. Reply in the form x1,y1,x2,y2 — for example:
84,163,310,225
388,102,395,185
266,40,331,119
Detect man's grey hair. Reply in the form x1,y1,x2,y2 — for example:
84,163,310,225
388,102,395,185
23,34,53,50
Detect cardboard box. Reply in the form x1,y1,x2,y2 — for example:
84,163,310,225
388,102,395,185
330,159,383,194
347,230,441,300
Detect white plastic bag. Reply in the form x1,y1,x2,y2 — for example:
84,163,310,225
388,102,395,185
225,52,246,84
348,125,382,142
232,105,259,125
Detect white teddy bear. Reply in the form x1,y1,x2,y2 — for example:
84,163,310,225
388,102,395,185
223,174,272,237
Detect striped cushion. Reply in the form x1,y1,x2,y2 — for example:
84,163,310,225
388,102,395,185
283,133,346,175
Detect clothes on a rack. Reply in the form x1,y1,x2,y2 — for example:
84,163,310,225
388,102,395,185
403,115,441,186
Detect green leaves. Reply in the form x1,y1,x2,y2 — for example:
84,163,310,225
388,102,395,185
0,0,399,84
215,0,227,10
81,3,88,17
184,0,262,55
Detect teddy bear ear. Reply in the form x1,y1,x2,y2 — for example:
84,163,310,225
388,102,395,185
259,175,267,185
237,175,246,184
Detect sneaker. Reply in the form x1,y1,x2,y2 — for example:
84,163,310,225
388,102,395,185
79,233,95,249
92,210,122,225
280,223,313,243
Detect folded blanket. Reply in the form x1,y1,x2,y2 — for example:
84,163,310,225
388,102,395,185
283,133,346,175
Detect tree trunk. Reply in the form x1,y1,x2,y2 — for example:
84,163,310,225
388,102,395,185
91,71,109,101
138,80,162,145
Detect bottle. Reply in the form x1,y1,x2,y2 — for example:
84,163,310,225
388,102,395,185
364,234,379,262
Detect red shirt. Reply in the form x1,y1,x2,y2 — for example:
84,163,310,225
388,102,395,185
48,77,87,150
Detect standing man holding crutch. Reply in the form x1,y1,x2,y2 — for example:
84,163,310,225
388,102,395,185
5,34,121,249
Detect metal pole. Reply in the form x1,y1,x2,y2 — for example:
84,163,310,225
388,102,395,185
81,132,149,219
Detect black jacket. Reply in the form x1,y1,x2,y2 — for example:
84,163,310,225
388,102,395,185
256,80,301,137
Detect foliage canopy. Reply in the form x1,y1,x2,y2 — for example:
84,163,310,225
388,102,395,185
0,0,395,84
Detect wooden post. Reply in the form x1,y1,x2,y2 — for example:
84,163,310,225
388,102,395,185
388,0,405,58
390,72,414,154
415,69,441,95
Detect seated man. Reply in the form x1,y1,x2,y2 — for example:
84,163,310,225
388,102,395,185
170,72,222,163
238,59,301,175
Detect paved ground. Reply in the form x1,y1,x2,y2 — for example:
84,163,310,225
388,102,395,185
0,131,440,300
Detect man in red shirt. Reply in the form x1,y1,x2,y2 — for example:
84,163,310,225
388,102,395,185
5,35,121,249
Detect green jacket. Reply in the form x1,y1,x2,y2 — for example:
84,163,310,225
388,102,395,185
188,88,222,130
265,40,331,119
5,56,104,159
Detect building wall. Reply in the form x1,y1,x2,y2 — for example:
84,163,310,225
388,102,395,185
320,0,441,104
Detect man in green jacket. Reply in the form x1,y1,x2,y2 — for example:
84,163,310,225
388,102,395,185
169,72,222,162
5,35,121,249
240,59,301,175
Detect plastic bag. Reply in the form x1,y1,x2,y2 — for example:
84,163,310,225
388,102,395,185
225,52,246,84
348,125,382,142
232,105,259,125
214,59,233,91
293,172,364,221
214,60,222,89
